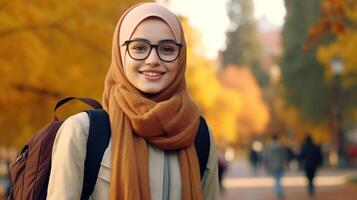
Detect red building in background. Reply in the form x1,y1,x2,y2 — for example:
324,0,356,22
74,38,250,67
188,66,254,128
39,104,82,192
257,16,282,82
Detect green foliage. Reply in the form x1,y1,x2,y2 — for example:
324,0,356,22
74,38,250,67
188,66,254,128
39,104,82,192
281,0,332,122
223,0,268,86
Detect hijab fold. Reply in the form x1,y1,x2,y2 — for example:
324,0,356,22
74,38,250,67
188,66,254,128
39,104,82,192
102,3,202,200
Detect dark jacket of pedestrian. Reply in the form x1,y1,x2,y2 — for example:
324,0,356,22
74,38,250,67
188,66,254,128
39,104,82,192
299,136,323,178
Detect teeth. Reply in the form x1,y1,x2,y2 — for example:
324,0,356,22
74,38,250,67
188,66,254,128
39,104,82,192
142,71,161,77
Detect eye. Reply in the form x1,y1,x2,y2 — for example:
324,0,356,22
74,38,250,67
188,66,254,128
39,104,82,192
158,44,177,55
129,41,150,53
132,45,148,51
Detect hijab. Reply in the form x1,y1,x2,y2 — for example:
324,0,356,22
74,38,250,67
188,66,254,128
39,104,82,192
102,3,202,200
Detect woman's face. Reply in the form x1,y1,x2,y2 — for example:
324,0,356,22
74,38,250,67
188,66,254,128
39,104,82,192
123,18,180,94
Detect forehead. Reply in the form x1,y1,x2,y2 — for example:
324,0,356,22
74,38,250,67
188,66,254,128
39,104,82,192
130,18,175,43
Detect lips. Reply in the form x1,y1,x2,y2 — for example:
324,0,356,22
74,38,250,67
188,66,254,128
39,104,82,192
139,70,165,80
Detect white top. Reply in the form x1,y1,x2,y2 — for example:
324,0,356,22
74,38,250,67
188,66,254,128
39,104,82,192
46,112,219,200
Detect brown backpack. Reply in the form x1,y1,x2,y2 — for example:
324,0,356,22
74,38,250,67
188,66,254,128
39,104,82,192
8,97,211,200
7,97,107,200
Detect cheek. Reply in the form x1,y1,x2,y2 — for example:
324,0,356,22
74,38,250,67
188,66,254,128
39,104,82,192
124,56,139,75
167,62,179,76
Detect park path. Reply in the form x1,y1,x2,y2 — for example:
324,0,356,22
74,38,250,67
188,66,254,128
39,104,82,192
220,157,357,200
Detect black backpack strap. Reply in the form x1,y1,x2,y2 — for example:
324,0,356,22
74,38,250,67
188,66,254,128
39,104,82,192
80,112,208,199
81,109,111,200
194,116,211,180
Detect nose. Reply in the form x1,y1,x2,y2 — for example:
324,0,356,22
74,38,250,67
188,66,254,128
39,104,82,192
145,48,160,66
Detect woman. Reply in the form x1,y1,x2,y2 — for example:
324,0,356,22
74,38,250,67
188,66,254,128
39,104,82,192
46,2,219,200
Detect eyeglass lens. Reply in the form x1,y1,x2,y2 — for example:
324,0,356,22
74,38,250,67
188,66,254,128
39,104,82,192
127,40,180,62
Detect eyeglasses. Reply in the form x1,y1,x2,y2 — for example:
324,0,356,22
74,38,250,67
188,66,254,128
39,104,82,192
122,39,182,62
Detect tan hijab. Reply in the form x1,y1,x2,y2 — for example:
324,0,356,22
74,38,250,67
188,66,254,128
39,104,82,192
102,3,201,200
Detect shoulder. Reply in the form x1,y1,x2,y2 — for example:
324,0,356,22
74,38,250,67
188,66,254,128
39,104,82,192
63,112,90,128
55,112,90,148
60,112,90,134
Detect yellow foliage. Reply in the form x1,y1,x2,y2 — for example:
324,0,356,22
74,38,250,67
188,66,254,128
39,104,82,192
311,1,357,145
274,96,333,144
316,5,357,124
181,17,242,147
205,89,242,146
1,2,256,148
0,0,152,147
317,29,357,83
315,0,357,89
219,65,270,138
344,0,357,22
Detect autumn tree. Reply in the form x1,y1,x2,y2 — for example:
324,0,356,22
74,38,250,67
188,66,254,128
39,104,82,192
218,65,270,143
311,0,357,127
281,0,332,123
222,0,268,86
306,0,355,44
0,0,151,147
273,96,333,144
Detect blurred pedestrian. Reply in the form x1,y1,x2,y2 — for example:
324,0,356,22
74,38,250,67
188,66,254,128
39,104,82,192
249,147,259,175
5,159,11,199
217,150,228,192
298,135,323,197
264,135,287,199
285,145,296,170
347,145,357,166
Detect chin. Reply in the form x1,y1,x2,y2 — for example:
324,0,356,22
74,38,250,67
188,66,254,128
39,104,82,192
139,87,164,94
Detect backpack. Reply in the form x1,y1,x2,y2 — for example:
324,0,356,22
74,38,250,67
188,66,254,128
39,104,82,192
8,97,210,200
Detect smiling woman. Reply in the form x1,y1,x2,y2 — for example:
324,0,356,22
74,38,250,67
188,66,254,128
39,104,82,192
46,2,219,200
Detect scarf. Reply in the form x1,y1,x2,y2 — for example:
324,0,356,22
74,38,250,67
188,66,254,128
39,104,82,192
102,3,202,200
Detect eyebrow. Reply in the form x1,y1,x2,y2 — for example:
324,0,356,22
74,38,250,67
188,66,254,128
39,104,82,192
131,38,177,43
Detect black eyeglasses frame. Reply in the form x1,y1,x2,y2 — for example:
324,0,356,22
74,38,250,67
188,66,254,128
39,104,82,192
121,39,183,62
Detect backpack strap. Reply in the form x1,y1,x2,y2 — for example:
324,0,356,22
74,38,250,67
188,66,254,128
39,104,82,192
194,116,211,179
80,113,209,200
80,109,111,200
54,97,103,120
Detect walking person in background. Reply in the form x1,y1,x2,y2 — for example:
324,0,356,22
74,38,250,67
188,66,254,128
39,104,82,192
285,145,296,170
0,156,10,200
298,135,323,197
217,149,228,192
264,135,287,200
5,159,11,199
249,147,259,175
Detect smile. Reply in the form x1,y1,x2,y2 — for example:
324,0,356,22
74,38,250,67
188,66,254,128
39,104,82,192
139,70,166,80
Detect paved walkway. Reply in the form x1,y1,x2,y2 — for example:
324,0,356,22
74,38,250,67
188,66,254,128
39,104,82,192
1,157,356,200
220,157,357,200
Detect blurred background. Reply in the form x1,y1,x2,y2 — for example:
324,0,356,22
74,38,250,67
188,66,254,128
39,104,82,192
0,0,356,199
